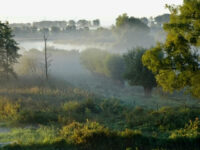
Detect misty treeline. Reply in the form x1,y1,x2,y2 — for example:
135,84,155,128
1,0,200,99
10,46,156,97
11,13,169,51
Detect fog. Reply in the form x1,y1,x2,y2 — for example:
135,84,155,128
10,14,171,102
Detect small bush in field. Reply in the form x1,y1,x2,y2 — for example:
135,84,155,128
60,120,109,144
0,98,20,121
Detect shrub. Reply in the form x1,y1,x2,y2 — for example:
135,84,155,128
60,120,109,145
0,98,20,121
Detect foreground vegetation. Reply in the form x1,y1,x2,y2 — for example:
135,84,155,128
0,85,198,150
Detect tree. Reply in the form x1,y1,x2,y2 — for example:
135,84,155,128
51,26,60,33
77,20,90,28
15,49,44,78
80,48,125,83
80,48,110,76
93,19,100,27
0,22,20,80
142,0,200,98
113,14,154,50
68,20,76,26
116,13,149,31
154,14,170,25
124,48,157,97
105,54,125,83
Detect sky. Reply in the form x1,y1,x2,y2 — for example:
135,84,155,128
0,0,183,26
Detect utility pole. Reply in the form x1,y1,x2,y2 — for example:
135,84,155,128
44,33,48,81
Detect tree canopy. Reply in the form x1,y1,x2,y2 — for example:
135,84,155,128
142,0,200,98
113,14,154,50
116,13,149,31
0,22,20,80
124,48,157,97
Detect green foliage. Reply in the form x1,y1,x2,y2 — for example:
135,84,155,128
0,98,20,121
142,0,200,98
105,54,125,82
80,48,109,75
0,22,20,80
124,48,157,96
60,121,109,145
80,48,125,82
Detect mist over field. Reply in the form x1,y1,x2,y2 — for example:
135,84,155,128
0,0,200,150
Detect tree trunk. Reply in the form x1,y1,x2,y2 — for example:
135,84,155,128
6,50,9,81
144,86,152,98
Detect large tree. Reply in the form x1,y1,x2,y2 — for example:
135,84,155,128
142,0,200,98
123,48,157,97
0,22,20,80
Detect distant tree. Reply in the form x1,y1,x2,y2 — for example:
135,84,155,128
80,48,125,83
154,14,170,25
68,20,76,26
31,26,38,33
124,48,157,97
65,25,76,32
40,27,49,33
142,0,200,98
93,19,100,27
51,26,60,33
0,22,20,80
113,14,154,50
80,48,109,76
116,13,149,31
140,17,149,25
105,54,125,84
77,20,89,28
15,49,44,77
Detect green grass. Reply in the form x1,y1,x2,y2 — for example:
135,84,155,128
0,126,58,145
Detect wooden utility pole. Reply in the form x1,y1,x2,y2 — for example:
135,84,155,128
44,33,48,81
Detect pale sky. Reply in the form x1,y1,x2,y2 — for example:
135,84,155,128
0,0,183,26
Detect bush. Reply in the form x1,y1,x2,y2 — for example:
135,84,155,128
60,120,109,145
0,98,20,121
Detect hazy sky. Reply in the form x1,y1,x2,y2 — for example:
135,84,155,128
0,0,183,26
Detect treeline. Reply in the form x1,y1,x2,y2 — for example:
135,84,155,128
10,14,170,51
10,14,169,34
10,19,100,34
